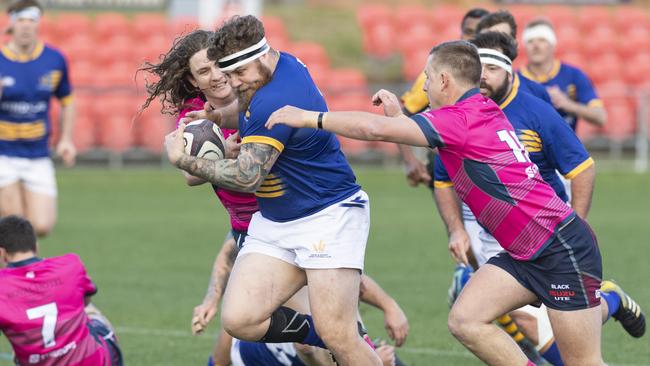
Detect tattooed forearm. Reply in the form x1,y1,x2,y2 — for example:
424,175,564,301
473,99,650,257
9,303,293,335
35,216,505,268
176,142,279,192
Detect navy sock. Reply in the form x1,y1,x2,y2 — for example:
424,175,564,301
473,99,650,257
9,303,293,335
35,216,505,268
541,342,564,366
260,306,326,349
207,356,214,366
601,290,621,321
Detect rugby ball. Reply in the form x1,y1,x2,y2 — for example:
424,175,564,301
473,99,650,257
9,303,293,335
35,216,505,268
183,119,226,160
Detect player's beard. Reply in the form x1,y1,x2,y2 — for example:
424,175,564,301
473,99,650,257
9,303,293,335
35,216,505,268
237,60,273,113
481,75,510,105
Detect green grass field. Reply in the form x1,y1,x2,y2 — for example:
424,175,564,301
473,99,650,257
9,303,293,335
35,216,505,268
1,167,649,365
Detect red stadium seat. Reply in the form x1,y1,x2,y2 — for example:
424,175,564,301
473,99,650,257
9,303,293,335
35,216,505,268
71,93,98,153
554,25,581,56
132,13,170,40
92,35,135,67
260,16,288,43
286,42,330,70
580,26,617,58
322,68,367,95
540,5,577,28
402,47,429,81
430,4,465,32
57,34,94,64
575,120,602,141
39,17,58,43
622,53,650,86
362,21,396,58
357,4,391,30
94,13,131,41
585,53,622,85
171,17,200,39
97,62,138,88
616,26,650,59
395,5,432,33
603,103,636,140
558,52,585,68
397,24,435,54
613,7,650,33
132,35,169,65
134,97,175,153
54,13,92,43
508,4,540,29
69,61,96,87
577,6,612,31
96,93,139,152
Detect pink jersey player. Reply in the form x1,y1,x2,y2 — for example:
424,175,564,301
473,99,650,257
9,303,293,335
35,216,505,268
0,253,118,366
178,98,258,235
411,89,574,260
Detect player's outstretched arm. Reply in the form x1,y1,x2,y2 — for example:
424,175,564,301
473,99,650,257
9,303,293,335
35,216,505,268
569,164,595,219
359,274,409,347
165,123,279,192
265,90,430,147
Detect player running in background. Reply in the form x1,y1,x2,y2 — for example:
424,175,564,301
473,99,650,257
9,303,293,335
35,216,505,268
399,8,489,189
165,15,381,365
0,215,122,366
0,0,76,237
435,32,644,365
266,41,609,366
521,19,606,130
140,29,258,365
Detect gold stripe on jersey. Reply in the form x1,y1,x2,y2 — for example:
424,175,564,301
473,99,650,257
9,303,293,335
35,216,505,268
564,157,595,180
499,74,520,110
588,99,604,108
518,130,542,152
59,94,74,106
1,42,44,62
434,180,454,188
242,136,285,152
520,60,561,83
255,190,285,198
0,120,45,140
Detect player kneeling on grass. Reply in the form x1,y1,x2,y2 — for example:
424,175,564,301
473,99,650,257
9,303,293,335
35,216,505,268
265,40,623,366
0,216,122,366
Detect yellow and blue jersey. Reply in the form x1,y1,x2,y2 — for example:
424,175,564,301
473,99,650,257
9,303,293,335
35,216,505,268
520,60,602,130
239,52,360,222
434,81,593,202
0,42,72,158
400,72,429,116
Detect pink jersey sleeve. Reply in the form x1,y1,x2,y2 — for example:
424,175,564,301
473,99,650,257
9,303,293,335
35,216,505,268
72,255,97,297
411,107,467,150
176,97,206,127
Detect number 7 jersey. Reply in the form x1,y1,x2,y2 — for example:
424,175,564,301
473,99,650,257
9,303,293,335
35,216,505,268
411,89,574,261
0,254,111,366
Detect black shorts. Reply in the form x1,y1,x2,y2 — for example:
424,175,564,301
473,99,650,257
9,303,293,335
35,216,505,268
425,150,436,190
487,216,602,311
232,229,248,249
88,319,123,366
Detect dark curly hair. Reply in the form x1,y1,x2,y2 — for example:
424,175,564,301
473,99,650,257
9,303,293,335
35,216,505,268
139,29,214,115
207,15,265,62
476,10,517,39
471,31,518,61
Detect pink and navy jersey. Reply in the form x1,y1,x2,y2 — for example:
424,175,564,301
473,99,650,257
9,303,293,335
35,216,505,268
0,255,110,366
412,89,574,260
178,98,259,231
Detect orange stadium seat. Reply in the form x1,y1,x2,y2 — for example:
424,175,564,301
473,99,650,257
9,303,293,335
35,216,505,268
322,68,367,95
357,4,391,30
134,97,174,153
71,93,98,153
57,34,94,64
96,93,138,152
97,62,138,88
580,26,617,58
397,24,435,54
395,5,432,33
402,47,430,81
53,13,92,42
622,53,650,86
508,4,540,29
260,16,288,43
577,6,612,32
616,26,650,59
92,35,135,67
586,53,622,85
94,13,131,41
540,5,577,28
554,25,581,55
558,52,585,69
604,103,636,140
287,41,330,70
132,13,170,40
132,35,169,65
430,4,465,31
362,22,396,58
613,7,650,33
171,17,200,39
39,17,58,43
575,120,602,141
69,61,96,87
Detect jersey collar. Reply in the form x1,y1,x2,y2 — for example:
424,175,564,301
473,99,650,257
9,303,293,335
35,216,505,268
499,74,520,110
520,59,561,83
6,256,42,268
1,41,44,62
456,88,480,103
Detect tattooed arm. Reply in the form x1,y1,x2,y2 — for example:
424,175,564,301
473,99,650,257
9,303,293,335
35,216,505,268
165,123,279,192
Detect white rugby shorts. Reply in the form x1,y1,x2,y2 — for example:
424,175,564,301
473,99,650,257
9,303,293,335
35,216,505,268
0,155,57,197
239,190,370,270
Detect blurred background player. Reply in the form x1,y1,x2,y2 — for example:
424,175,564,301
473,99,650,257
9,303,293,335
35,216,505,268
140,28,258,365
398,7,489,189
0,0,76,237
521,18,606,131
0,215,122,366
437,32,645,365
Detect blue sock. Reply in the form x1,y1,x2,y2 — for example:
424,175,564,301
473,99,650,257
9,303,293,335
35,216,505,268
302,315,326,348
207,356,214,366
541,342,564,366
601,290,621,321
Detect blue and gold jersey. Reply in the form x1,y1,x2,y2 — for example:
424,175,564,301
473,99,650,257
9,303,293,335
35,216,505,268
234,339,305,366
520,60,602,130
0,42,72,158
240,52,360,222
517,73,551,104
434,80,593,202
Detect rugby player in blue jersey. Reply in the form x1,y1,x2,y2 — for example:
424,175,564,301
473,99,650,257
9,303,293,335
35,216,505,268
164,15,382,365
0,0,75,237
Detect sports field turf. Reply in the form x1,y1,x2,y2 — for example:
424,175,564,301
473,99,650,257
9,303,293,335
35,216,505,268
1,167,649,365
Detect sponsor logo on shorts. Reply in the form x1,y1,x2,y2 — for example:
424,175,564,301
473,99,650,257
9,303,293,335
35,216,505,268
595,289,601,299
309,240,331,259
549,283,576,301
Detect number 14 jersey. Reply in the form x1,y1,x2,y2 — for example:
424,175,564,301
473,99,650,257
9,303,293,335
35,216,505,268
411,89,574,261
0,254,110,366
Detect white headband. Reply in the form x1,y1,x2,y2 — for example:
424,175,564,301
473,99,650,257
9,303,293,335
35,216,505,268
218,37,270,72
522,25,557,46
478,48,512,75
9,6,41,24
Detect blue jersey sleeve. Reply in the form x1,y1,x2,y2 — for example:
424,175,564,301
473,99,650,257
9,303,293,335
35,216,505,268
519,74,552,104
433,154,453,187
240,95,294,152
573,68,602,107
54,54,72,104
537,103,594,179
